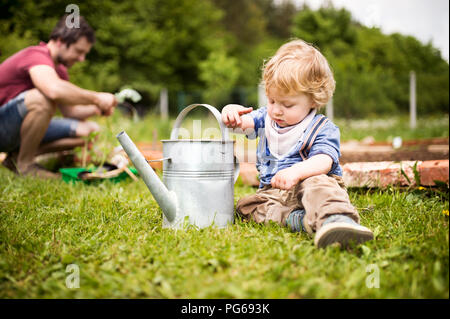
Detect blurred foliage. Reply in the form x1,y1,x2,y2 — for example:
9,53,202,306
0,0,448,117
292,5,449,117
199,51,240,106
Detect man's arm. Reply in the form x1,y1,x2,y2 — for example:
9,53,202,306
59,104,101,120
29,65,116,112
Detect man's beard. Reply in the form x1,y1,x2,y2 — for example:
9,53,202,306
56,54,70,67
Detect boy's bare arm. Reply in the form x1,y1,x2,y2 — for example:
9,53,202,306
221,104,255,133
271,154,333,190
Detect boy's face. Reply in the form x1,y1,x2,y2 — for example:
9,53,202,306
266,87,314,127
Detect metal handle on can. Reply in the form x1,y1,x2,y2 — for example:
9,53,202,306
170,104,230,141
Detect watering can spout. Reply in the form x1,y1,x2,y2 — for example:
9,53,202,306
116,131,177,222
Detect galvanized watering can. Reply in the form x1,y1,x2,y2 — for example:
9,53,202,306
117,104,239,229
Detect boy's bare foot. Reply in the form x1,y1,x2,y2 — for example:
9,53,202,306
18,163,61,179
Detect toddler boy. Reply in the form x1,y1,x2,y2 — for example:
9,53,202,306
221,39,373,248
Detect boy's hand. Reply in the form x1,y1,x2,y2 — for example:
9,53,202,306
271,166,302,190
271,155,333,190
222,104,253,129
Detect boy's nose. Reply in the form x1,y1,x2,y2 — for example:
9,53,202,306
273,103,283,115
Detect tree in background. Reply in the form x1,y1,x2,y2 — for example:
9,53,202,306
291,4,449,117
1,0,448,117
0,0,235,112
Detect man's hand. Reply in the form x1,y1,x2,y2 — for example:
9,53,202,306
222,104,253,129
95,92,117,116
271,166,303,190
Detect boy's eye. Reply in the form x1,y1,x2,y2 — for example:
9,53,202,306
283,104,294,108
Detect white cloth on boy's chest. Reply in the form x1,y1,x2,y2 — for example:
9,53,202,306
264,109,316,159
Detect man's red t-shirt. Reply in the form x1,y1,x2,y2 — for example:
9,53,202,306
0,41,69,106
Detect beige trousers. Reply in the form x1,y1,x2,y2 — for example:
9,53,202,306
236,174,360,234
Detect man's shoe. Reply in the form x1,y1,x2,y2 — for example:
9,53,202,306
314,214,374,248
18,163,61,179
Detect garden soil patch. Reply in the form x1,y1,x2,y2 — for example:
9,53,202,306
340,137,449,164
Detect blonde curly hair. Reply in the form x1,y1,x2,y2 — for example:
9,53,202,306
263,39,335,108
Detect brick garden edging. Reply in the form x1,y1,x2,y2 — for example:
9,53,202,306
131,144,448,188
342,160,449,187
238,160,449,188
417,160,449,186
135,142,164,170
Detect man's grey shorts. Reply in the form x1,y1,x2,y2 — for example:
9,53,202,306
0,90,79,153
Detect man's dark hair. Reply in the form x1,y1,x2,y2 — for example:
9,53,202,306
49,15,95,47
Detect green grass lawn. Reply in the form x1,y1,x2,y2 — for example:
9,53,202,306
0,169,448,298
335,114,449,142
0,112,448,298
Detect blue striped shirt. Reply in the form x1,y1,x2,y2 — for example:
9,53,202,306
247,107,342,188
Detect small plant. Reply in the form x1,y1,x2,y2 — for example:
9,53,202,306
72,88,143,173
73,131,111,172
115,88,142,122
78,131,99,168
115,88,142,104
400,161,421,187
412,161,421,186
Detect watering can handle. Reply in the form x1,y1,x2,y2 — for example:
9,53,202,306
170,104,230,141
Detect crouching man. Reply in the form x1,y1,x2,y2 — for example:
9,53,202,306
0,15,117,178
